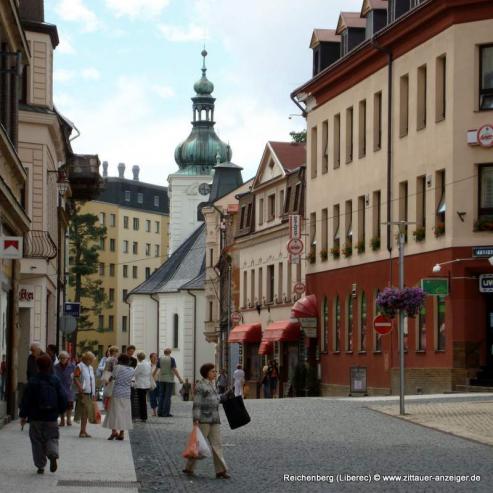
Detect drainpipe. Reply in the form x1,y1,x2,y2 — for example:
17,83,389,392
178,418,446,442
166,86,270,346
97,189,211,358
150,293,160,353
290,93,307,118
371,38,393,284
187,290,197,382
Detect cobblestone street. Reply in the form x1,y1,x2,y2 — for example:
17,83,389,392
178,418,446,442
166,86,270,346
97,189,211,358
129,395,493,493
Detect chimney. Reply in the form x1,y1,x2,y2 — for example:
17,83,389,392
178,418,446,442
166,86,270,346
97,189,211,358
132,165,140,181
102,161,108,178
19,0,45,22
118,162,125,179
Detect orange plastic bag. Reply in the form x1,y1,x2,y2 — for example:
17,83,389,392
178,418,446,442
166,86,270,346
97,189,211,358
182,425,199,459
91,401,102,425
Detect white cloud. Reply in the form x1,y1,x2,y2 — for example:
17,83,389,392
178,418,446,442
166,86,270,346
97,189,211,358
158,23,207,43
152,85,175,99
105,0,170,18
81,68,101,80
54,68,76,83
55,0,100,32
57,30,76,54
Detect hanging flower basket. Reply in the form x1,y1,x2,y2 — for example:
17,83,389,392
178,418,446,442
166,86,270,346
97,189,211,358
376,287,426,319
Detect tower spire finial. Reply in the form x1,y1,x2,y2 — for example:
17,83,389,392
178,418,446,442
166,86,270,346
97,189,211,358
201,47,208,77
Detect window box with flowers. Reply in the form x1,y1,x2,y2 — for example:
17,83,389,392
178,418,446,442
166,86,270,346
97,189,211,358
434,223,445,238
376,287,426,319
474,219,493,232
356,240,365,254
413,227,426,242
343,244,353,258
330,247,340,259
320,248,328,261
370,236,380,251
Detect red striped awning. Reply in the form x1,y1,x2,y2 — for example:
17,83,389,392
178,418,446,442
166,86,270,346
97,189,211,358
258,340,274,355
263,320,301,342
228,323,262,344
291,294,318,319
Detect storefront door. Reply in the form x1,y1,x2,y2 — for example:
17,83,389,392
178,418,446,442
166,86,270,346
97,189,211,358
486,295,493,371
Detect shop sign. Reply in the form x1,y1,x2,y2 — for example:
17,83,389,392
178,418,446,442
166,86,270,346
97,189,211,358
0,236,23,259
287,238,303,255
477,124,493,148
289,215,302,239
302,327,317,338
299,317,317,328
421,278,449,296
18,285,34,307
472,246,493,258
479,274,493,293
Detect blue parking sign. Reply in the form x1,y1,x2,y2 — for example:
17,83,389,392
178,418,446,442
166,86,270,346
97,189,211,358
64,302,81,318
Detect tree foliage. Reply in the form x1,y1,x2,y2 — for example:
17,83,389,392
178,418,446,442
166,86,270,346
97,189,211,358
290,130,307,143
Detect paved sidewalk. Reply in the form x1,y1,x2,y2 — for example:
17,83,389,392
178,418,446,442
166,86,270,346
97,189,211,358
370,399,493,447
0,416,139,493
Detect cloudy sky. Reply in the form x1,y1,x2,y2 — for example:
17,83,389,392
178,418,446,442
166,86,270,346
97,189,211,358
48,0,363,185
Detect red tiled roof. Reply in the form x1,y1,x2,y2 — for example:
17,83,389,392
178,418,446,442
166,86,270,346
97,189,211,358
269,141,306,171
336,12,367,34
310,29,340,48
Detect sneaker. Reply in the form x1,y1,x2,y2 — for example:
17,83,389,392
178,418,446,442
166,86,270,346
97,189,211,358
37,468,44,474
49,457,57,473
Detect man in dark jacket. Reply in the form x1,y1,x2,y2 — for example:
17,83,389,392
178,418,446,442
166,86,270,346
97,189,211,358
20,354,68,474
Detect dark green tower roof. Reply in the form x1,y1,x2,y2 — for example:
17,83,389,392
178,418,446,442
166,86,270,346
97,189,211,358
174,50,232,175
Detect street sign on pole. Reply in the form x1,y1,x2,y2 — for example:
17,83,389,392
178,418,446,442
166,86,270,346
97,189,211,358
293,282,305,295
60,315,77,335
287,238,304,256
289,215,302,239
64,302,81,318
373,315,393,335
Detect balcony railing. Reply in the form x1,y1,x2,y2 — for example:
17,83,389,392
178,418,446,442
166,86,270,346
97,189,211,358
24,230,57,260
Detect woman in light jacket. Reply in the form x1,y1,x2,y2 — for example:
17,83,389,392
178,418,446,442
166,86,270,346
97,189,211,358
102,346,119,410
73,351,96,438
149,353,159,416
134,352,152,422
183,363,230,479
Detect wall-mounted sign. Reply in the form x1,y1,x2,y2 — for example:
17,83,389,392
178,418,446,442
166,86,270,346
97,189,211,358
421,278,449,296
479,274,493,293
289,254,300,264
287,238,303,255
289,215,302,239
18,285,34,307
473,246,493,258
64,302,81,318
373,315,393,336
299,317,317,328
0,237,23,259
478,124,493,148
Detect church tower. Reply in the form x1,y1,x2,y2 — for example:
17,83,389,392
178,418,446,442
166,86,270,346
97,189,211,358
168,50,232,253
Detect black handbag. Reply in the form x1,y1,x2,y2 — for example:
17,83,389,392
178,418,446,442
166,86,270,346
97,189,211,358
222,395,251,430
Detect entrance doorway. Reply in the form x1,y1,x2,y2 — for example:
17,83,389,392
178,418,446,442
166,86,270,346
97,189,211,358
486,295,493,373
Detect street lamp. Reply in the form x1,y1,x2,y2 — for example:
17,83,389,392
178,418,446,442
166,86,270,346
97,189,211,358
432,256,493,273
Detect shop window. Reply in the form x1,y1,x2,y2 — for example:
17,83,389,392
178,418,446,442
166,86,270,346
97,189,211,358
436,55,446,121
373,91,382,151
346,295,353,352
360,291,367,352
399,74,409,137
480,45,493,110
358,99,366,158
346,106,353,164
322,120,328,173
417,64,427,130
436,296,446,350
417,304,426,351
173,314,179,348
321,297,328,352
334,296,341,352
333,113,341,168
478,165,493,222
244,344,261,381
310,126,318,178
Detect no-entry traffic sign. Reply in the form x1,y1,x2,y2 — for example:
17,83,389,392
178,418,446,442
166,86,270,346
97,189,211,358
231,312,242,324
373,314,393,335
293,282,305,295
287,238,304,255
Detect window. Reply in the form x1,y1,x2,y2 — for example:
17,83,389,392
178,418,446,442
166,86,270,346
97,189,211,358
240,205,246,229
123,240,129,253
137,193,143,204
99,212,106,225
310,126,318,178
145,243,151,256
132,241,138,254
322,120,329,173
360,291,367,352
373,91,382,151
267,194,276,221
399,74,409,137
243,271,247,307
122,316,127,333
334,113,341,168
123,216,129,229
417,304,426,351
109,288,115,302
99,262,105,276
436,55,446,120
99,238,105,250
133,218,139,230
155,244,160,257
358,196,366,251
250,269,255,305
173,314,179,348
321,297,328,352
417,65,427,130
154,195,160,207
279,190,285,216
479,165,493,221
145,220,151,232
209,301,213,321
209,249,214,267
155,221,160,234
372,191,381,243
399,181,408,241
346,106,353,163
267,265,275,303
110,214,116,227
109,263,115,276
108,315,114,332
145,267,151,279
284,187,292,213
278,262,283,302
333,204,340,252
123,265,128,278
258,267,263,302
436,296,446,350
345,200,352,249
334,296,340,352
310,212,317,259
98,315,104,330
110,238,115,252
321,208,328,255
122,289,128,300
125,190,131,202
133,266,138,278
436,169,446,232
416,176,426,231
480,45,493,110
358,100,366,158
246,203,252,227
293,183,302,212
346,295,353,351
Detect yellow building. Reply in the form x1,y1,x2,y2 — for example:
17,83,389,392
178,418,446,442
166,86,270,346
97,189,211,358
70,162,169,355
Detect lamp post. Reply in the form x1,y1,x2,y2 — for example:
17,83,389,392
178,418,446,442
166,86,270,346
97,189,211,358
432,256,493,273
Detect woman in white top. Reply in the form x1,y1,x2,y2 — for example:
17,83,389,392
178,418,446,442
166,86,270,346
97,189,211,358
73,352,96,438
133,352,152,422
233,364,245,397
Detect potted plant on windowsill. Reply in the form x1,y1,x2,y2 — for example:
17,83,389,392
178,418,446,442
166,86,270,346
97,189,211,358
343,244,353,258
376,287,426,319
474,219,493,232
356,240,365,254
370,237,380,251
330,246,340,259
413,227,426,242
434,223,445,238
320,248,328,261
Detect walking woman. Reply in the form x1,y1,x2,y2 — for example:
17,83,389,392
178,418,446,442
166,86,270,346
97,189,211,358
54,351,76,425
103,353,135,440
183,363,230,479
134,352,152,422
102,346,119,410
149,353,159,416
73,352,96,438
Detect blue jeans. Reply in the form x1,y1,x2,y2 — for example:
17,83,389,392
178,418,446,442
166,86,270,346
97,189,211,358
149,386,159,410
157,382,173,416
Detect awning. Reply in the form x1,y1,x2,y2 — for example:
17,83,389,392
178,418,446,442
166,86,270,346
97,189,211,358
258,340,274,355
228,323,262,344
263,320,301,342
291,294,318,319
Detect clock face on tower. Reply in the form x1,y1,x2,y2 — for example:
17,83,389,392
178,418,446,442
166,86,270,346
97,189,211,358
199,183,211,196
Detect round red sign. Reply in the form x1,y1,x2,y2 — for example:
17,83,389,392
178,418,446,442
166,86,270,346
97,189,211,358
231,312,241,324
293,282,305,295
373,314,393,335
287,238,304,255
477,124,493,148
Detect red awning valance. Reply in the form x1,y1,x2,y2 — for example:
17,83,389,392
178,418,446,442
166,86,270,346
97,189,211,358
291,294,318,319
263,320,301,342
228,323,262,344
258,340,274,355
